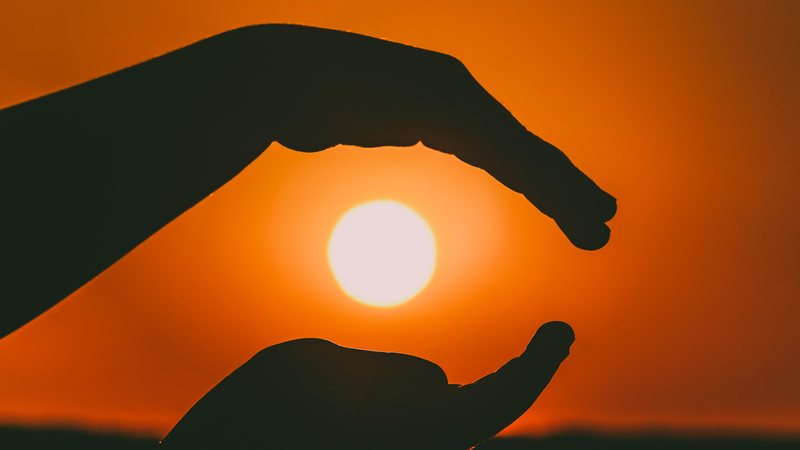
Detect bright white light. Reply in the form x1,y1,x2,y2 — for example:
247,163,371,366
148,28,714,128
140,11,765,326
327,200,436,307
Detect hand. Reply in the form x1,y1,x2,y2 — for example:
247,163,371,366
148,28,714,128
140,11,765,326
161,322,574,449
245,24,617,250
3,24,615,336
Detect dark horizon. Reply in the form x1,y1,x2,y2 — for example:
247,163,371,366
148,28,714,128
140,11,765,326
3,425,800,450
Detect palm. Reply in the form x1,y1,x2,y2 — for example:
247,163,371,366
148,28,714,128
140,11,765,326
162,322,574,449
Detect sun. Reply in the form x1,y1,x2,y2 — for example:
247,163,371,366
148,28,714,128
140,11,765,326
327,200,436,307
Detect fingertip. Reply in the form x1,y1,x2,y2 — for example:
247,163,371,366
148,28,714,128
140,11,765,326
277,136,334,153
535,321,575,344
524,321,575,360
559,221,611,251
600,193,618,223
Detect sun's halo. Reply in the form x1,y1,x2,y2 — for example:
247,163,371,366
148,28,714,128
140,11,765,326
327,200,436,307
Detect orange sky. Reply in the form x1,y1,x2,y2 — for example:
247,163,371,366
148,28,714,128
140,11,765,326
1,0,799,438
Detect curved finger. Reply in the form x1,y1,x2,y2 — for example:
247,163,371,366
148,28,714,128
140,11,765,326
417,60,616,249
437,321,575,448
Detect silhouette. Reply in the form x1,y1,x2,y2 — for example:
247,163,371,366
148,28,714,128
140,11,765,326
1,24,616,449
162,322,574,449
1,24,615,337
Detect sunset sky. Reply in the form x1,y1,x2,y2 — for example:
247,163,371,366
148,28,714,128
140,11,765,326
1,0,798,438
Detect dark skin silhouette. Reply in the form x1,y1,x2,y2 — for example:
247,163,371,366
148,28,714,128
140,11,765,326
162,322,574,450
2,24,614,448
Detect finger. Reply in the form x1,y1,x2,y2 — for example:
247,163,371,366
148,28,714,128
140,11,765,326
437,321,575,448
416,60,616,250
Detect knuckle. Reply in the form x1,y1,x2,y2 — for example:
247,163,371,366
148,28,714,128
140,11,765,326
434,51,469,74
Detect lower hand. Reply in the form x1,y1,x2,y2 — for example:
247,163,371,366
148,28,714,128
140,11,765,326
162,322,574,449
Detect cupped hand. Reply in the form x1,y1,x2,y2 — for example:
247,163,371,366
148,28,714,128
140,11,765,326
240,24,616,249
2,24,615,336
161,322,574,450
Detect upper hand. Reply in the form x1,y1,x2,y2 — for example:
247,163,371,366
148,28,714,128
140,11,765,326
231,24,616,249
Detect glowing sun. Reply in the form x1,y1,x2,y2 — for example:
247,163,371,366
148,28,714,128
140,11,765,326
327,200,436,307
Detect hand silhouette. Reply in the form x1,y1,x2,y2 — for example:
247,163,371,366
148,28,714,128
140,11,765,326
161,322,574,450
5,25,600,448
3,24,615,336
260,25,616,250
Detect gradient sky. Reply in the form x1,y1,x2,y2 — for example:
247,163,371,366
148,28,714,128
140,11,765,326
1,0,798,438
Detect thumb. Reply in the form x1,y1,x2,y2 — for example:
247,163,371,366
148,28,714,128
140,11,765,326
440,322,575,449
